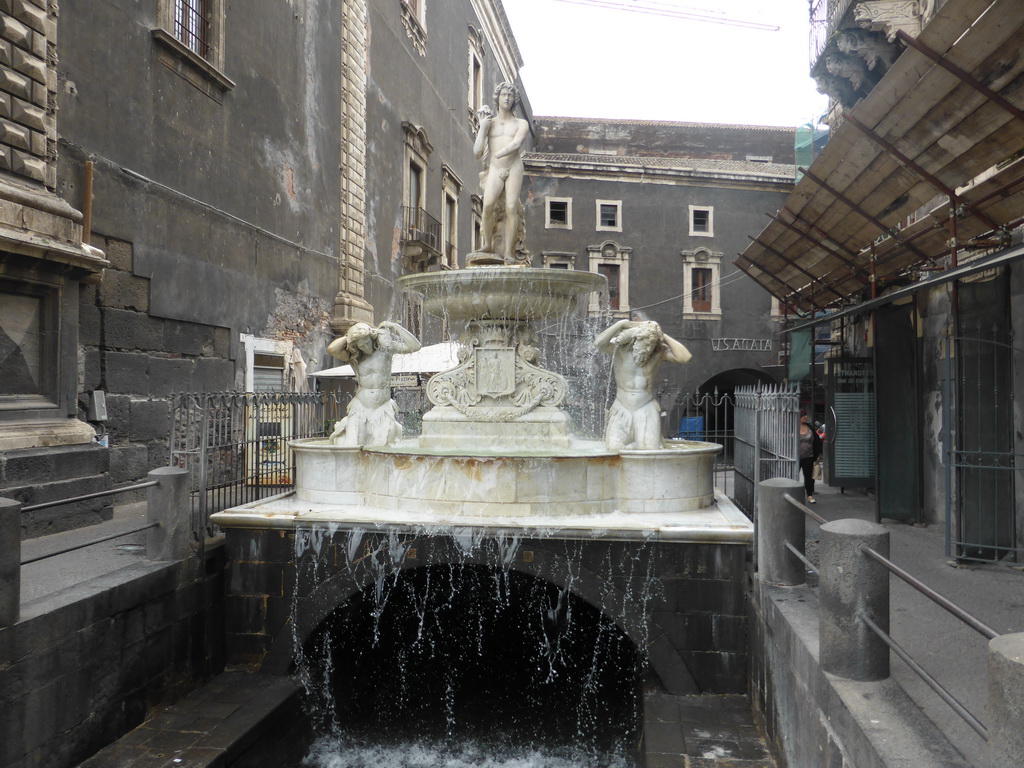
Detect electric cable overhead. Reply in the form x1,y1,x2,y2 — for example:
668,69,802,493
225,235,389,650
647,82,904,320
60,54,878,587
550,0,780,31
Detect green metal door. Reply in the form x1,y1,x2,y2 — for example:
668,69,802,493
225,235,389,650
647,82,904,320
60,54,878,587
875,303,920,523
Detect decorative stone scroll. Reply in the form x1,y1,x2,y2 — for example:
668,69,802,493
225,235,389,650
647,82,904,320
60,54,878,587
426,321,565,422
854,1,924,42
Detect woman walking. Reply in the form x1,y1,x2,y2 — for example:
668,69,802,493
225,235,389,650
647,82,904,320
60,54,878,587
798,409,822,503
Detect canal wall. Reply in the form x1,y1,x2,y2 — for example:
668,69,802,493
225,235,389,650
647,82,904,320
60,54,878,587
0,546,225,768
749,575,970,768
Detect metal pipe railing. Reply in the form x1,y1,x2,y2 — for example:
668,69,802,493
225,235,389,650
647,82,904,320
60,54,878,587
21,480,159,513
861,613,989,740
783,491,827,525
858,543,1000,640
784,540,818,576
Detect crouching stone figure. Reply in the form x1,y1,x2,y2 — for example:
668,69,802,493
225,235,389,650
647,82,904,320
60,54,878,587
327,321,421,447
595,319,692,450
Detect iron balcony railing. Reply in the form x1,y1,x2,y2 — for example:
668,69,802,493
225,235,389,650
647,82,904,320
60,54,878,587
810,0,857,69
401,205,441,255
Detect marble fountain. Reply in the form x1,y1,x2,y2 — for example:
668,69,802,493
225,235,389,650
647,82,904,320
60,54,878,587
208,87,754,724
209,262,751,542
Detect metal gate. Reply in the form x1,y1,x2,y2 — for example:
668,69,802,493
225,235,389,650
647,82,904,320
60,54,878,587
733,383,800,515
945,332,1022,563
169,392,346,543
671,389,736,494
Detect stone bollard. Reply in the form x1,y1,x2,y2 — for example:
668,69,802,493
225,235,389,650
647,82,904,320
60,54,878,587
757,478,806,586
0,497,21,627
985,632,1024,768
819,518,890,681
146,467,192,561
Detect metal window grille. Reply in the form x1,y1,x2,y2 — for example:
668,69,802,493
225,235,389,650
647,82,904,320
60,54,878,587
174,0,210,58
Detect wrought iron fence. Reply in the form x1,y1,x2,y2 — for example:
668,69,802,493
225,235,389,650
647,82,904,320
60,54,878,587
670,390,737,495
169,392,347,539
733,383,800,514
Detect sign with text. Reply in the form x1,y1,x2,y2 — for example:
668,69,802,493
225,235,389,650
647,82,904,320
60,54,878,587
711,338,772,352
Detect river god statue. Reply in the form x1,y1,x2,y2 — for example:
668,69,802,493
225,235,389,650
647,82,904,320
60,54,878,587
327,321,421,447
595,319,692,450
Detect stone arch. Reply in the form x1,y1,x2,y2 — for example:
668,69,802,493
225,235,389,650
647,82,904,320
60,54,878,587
261,535,699,694
699,368,777,394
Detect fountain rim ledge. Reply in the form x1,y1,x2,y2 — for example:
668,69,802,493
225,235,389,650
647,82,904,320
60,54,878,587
209,488,753,545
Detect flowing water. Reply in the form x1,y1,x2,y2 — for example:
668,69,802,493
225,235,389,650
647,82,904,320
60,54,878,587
288,527,659,767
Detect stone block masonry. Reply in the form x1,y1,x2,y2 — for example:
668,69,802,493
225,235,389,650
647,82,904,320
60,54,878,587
0,443,112,537
223,526,751,696
77,235,235,507
0,548,226,768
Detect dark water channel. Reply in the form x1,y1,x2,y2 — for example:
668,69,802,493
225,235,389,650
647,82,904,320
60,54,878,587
281,564,644,767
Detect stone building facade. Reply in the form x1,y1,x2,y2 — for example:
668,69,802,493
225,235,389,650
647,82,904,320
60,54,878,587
1,0,529,534
525,118,797,429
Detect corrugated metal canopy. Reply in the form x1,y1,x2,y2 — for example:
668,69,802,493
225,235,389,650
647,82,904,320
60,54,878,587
737,0,1024,313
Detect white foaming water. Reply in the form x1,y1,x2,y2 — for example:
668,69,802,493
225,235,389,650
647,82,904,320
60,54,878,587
301,734,632,768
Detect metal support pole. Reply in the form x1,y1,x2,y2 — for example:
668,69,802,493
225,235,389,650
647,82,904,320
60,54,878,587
146,467,191,561
0,497,21,628
985,632,1024,768
757,478,806,586
819,518,890,681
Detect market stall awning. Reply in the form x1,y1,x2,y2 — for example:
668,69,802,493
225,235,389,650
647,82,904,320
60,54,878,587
737,0,1024,313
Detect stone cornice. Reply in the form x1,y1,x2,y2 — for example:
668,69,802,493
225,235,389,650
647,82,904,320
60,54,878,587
469,0,522,83
524,154,796,189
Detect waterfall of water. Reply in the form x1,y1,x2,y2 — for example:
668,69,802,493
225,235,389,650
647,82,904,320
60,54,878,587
288,524,664,768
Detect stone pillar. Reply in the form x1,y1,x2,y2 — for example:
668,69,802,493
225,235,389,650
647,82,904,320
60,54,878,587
332,0,375,335
0,498,21,627
819,518,890,681
146,467,192,561
985,632,1024,768
757,478,806,586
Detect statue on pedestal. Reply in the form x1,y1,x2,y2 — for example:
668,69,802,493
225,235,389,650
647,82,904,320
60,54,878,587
596,319,692,450
472,82,530,265
327,321,421,447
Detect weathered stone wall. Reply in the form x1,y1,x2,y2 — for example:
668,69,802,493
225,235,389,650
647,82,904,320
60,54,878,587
0,443,111,537
749,576,969,768
0,549,226,768
48,0,346,502
77,235,233,503
223,526,750,695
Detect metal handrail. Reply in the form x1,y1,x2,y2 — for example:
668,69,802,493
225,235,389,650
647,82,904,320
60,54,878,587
21,522,159,566
784,540,819,576
21,480,159,513
861,614,989,740
858,543,1001,640
783,492,827,525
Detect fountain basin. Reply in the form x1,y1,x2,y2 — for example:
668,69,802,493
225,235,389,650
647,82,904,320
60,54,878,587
290,439,719,516
399,267,606,322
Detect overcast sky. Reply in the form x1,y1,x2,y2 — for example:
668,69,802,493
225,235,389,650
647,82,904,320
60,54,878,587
502,0,828,127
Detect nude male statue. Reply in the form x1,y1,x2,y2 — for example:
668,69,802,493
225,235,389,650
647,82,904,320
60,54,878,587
474,82,529,263
595,319,692,450
327,321,421,447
